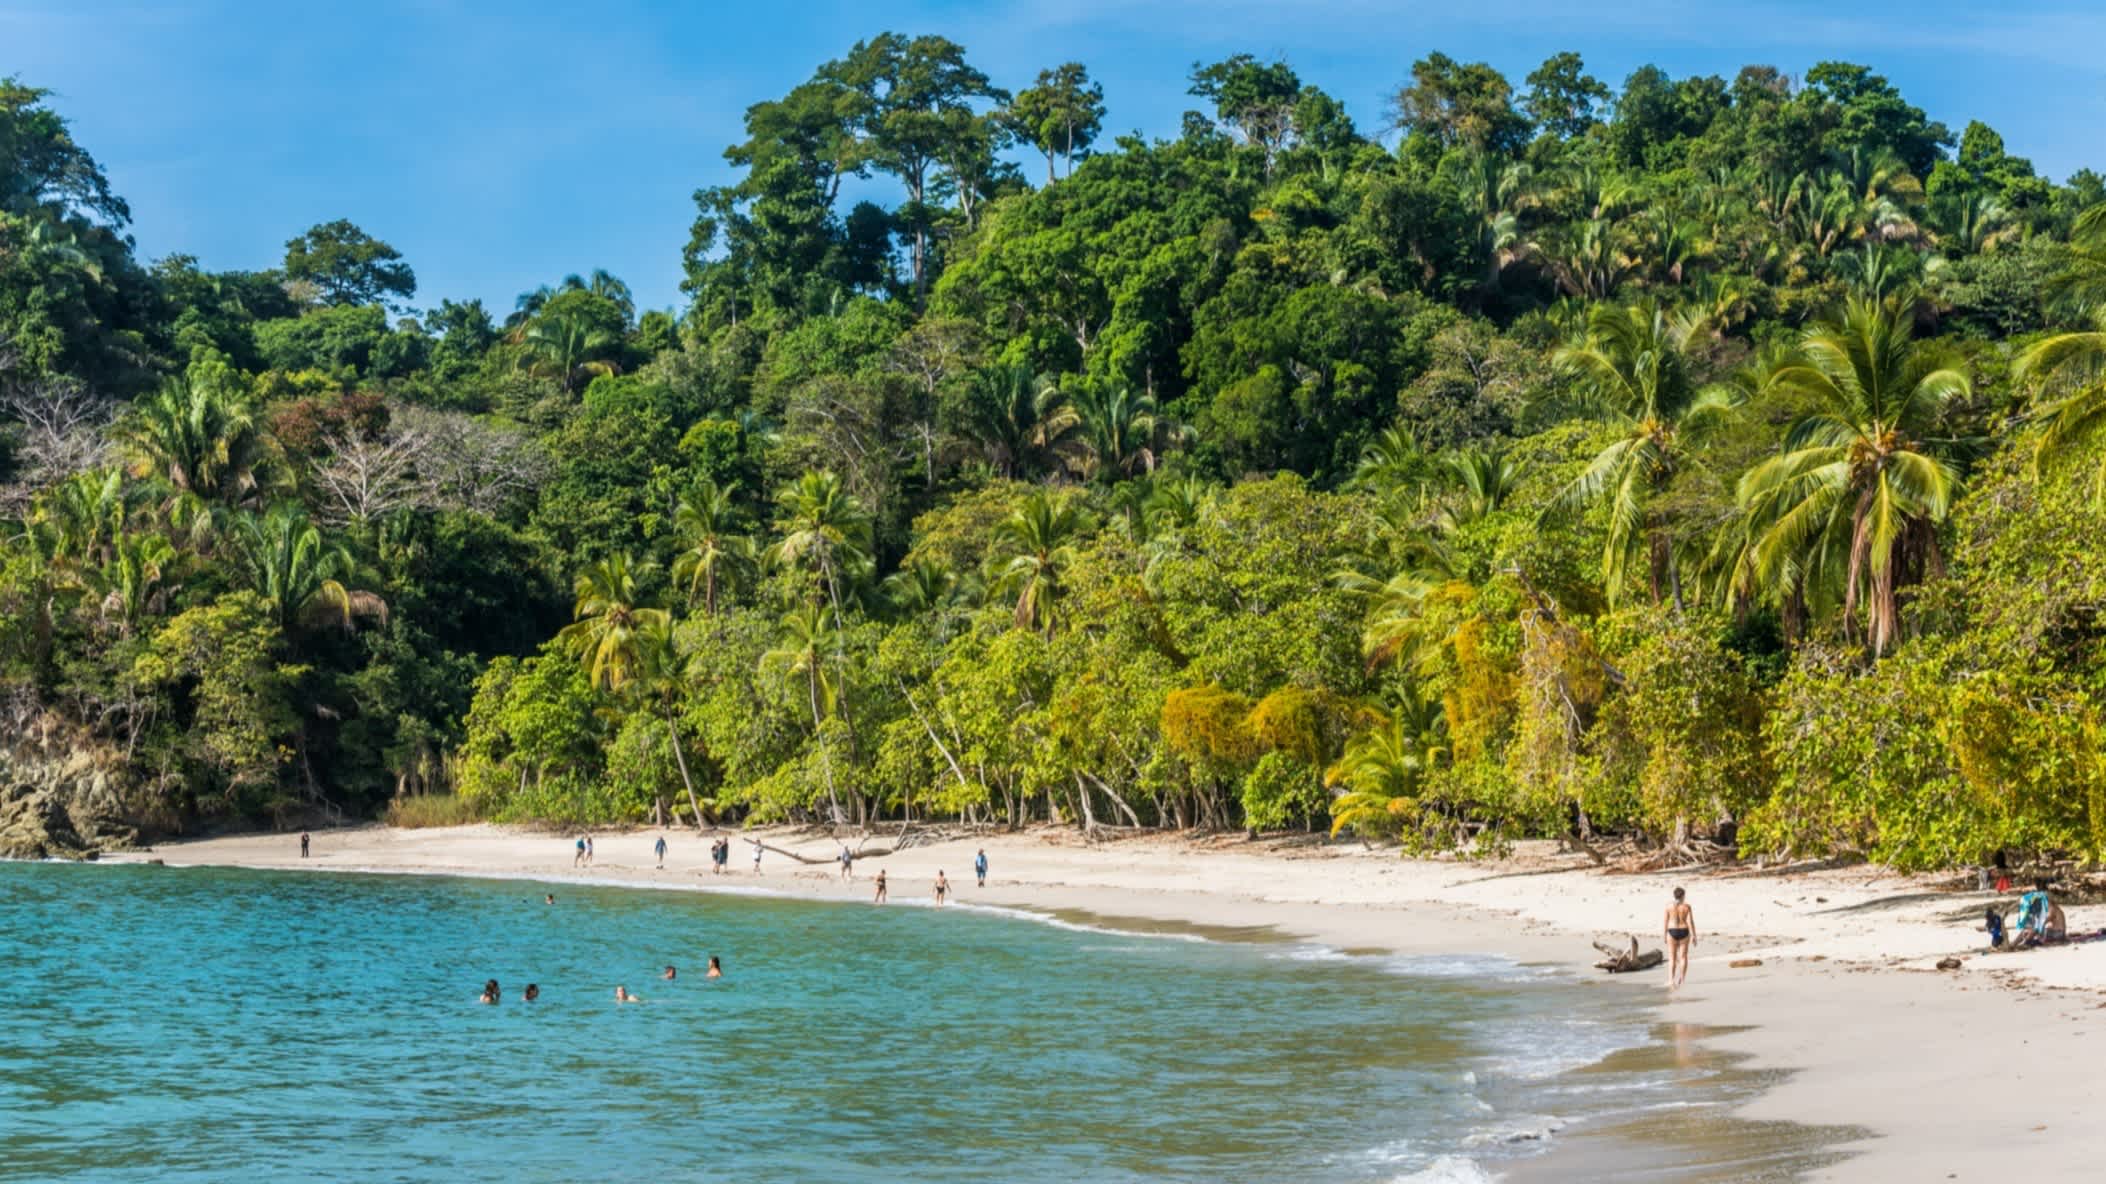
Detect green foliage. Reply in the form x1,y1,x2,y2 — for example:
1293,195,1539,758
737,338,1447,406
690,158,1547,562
9,44,2106,870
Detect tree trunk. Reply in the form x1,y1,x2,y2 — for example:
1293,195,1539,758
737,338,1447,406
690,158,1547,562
664,706,706,830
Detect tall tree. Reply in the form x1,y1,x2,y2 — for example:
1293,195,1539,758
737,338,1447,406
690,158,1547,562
1547,302,1739,606
281,219,416,308
1738,297,1969,654
1392,53,1530,155
1007,63,1106,183
827,33,1008,300
669,480,754,616
1522,53,1609,140
555,552,670,693
1188,55,1302,175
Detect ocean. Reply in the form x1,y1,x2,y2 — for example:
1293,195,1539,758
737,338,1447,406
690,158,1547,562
0,862,1842,1181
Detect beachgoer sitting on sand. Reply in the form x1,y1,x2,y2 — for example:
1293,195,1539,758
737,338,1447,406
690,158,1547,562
2012,880,2054,948
479,979,500,1004
2045,901,2068,943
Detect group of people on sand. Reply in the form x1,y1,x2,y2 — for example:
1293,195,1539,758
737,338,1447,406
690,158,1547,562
572,836,595,867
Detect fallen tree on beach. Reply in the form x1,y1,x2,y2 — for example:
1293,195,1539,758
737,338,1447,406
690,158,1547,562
1592,936,1664,973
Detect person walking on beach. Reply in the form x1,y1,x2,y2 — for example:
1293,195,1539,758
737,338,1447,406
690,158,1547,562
934,870,950,905
574,837,587,867
1664,887,1697,989
585,836,595,866
714,837,728,874
873,868,887,903
974,849,987,888
655,834,668,868
300,832,310,859
750,839,763,874
839,843,854,881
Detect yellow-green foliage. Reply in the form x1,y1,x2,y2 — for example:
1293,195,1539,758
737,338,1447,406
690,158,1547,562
384,794,480,828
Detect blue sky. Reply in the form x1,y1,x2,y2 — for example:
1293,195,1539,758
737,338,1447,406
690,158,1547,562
7,1,2104,316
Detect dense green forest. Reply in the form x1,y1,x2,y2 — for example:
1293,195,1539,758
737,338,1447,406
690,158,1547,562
6,40,2106,867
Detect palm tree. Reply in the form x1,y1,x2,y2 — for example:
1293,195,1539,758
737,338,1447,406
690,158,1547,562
2046,204,2106,316
560,269,636,323
554,553,669,693
236,503,385,632
1066,384,1184,482
758,602,848,823
91,531,177,638
883,558,960,616
1737,296,1970,655
1347,424,1424,496
625,617,708,829
960,364,1077,479
1928,193,2017,256
1547,302,1739,605
769,470,872,615
1544,219,1634,301
669,481,753,616
1437,447,1526,528
1324,692,1449,839
521,305,620,393
2015,209,2106,480
116,378,273,508
2014,312,2106,484
990,490,1092,635
32,469,134,570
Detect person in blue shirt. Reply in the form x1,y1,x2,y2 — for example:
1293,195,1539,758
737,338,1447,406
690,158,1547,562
2012,880,2058,948
654,835,667,868
974,849,988,888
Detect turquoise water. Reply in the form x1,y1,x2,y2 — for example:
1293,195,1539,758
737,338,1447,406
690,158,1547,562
2,862,1739,1181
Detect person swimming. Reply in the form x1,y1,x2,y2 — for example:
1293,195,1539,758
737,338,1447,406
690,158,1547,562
544,893,555,905
523,983,540,1002
479,979,501,1004
615,985,640,1003
706,956,722,980
663,965,677,980
1664,887,1697,990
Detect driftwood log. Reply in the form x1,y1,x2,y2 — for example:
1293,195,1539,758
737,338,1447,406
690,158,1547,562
1592,935,1665,973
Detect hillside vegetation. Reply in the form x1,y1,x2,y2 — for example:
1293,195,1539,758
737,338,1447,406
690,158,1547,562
4,45,2106,867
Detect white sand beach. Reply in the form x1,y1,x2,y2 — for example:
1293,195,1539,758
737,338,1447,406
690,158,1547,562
108,825,2106,1181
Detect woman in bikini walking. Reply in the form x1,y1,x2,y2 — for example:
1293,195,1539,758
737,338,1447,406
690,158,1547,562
1664,887,1697,990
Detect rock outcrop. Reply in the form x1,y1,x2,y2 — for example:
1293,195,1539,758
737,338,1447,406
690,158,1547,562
0,746,141,860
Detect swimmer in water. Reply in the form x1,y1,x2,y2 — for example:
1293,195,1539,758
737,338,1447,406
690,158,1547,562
706,956,722,979
615,985,640,1003
544,893,555,905
662,965,677,981
479,979,500,1005
523,983,539,1002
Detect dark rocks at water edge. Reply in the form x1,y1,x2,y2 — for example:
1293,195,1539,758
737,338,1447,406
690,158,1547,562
0,746,141,860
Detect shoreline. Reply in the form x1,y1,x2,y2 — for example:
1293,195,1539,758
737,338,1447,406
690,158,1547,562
102,824,2106,1181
